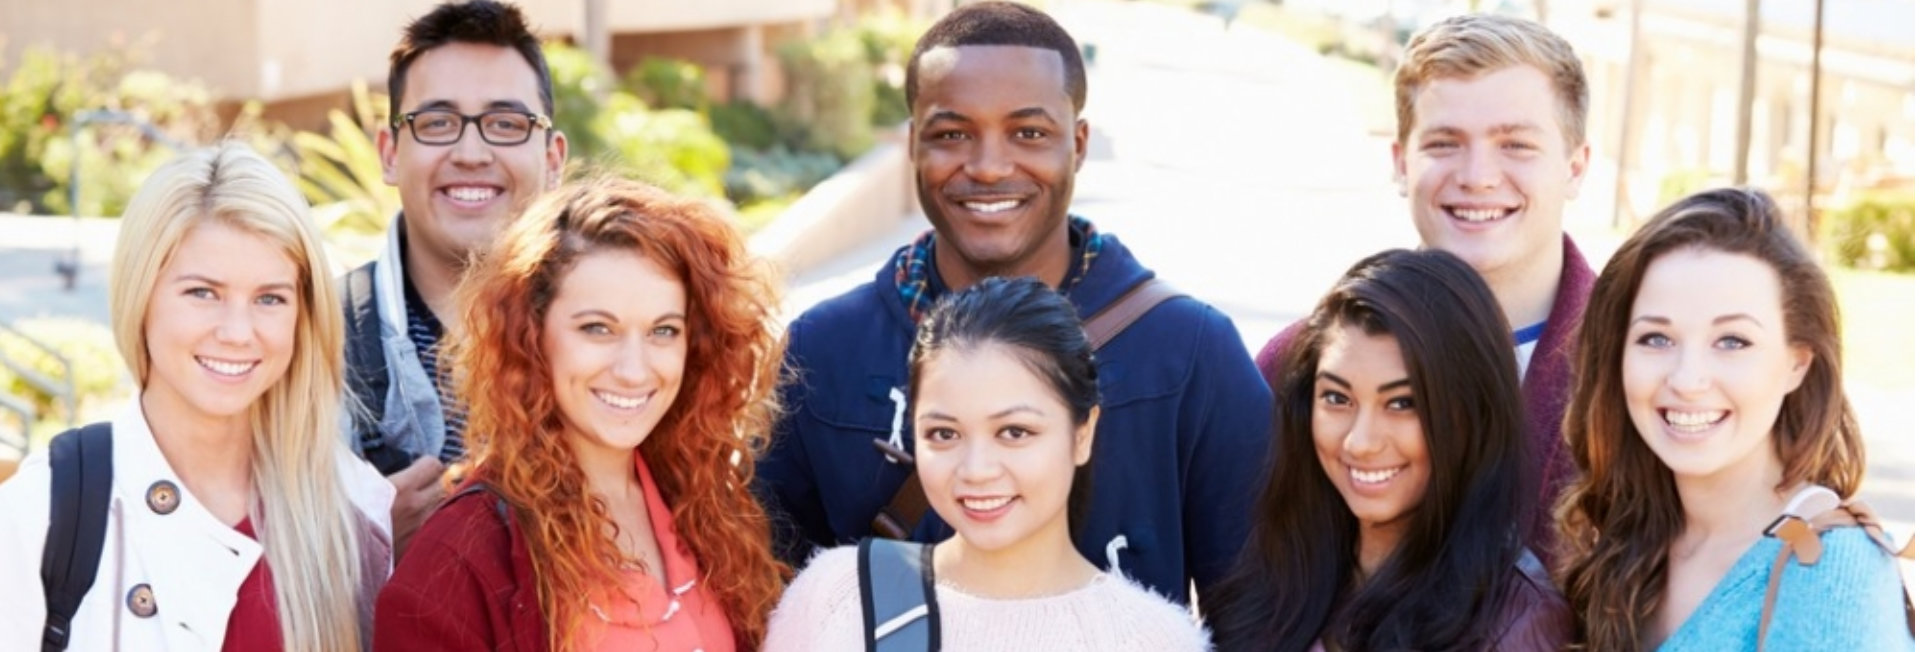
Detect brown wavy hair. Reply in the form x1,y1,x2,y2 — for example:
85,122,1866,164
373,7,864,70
451,176,791,649
1555,187,1862,650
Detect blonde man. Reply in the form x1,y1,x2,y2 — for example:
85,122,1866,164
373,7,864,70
0,142,393,651
1254,13,1595,562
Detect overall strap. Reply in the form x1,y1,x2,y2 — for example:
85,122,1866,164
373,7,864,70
1758,486,1916,651
859,538,939,652
40,422,114,652
1082,277,1185,351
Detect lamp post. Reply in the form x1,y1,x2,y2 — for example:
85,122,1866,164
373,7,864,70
57,110,183,291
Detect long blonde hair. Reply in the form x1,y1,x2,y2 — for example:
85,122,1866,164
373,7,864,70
109,142,376,651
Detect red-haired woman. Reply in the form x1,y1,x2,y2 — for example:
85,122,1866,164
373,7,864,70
373,177,790,651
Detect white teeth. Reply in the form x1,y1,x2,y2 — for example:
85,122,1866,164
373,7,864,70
960,496,1012,511
1452,208,1509,222
446,186,498,203
196,357,256,377
963,200,1020,213
593,390,647,410
1350,466,1403,485
1664,410,1726,432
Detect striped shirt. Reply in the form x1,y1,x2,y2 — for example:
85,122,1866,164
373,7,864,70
401,271,469,462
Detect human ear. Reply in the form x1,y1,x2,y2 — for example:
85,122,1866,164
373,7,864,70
1073,406,1100,465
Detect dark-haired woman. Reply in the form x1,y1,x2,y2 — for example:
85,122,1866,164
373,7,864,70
766,277,1210,651
1557,188,1911,650
1205,249,1570,651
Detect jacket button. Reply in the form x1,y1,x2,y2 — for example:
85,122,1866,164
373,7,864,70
127,584,157,618
146,480,181,515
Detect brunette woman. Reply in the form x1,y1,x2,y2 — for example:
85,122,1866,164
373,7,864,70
1205,249,1570,651
1557,187,1911,650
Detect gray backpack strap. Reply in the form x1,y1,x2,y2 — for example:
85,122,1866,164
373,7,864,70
859,537,939,652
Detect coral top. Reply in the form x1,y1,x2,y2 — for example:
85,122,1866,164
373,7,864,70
577,455,736,651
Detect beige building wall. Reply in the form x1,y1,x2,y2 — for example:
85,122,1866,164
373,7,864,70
1,0,262,98
1568,4,1914,220
0,0,837,119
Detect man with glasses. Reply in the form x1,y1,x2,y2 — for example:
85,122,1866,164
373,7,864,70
343,0,566,556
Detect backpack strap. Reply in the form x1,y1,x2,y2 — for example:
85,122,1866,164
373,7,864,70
342,262,414,476
1082,277,1185,351
860,538,939,652
1758,486,1916,652
40,422,113,652
867,277,1186,539
448,481,510,524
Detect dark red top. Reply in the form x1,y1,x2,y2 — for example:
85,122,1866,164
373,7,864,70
374,482,549,651
224,517,283,652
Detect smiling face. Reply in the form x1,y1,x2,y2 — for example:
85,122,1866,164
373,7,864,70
140,220,300,428
914,343,1095,557
379,41,567,270
1393,65,1589,286
1623,247,1811,482
910,45,1089,287
541,248,687,462
1312,324,1431,544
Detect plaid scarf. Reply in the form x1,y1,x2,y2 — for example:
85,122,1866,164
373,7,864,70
894,216,1104,323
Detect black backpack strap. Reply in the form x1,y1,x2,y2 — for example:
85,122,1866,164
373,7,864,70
342,262,411,476
41,422,113,652
859,537,939,652
449,481,510,524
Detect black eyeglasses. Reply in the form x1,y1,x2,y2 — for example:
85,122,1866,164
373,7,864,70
394,109,553,146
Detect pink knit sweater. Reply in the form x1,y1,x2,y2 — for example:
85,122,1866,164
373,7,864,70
764,546,1213,651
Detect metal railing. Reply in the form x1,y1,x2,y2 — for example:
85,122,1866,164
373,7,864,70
0,320,79,457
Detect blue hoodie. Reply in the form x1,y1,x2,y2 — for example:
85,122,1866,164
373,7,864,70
755,228,1273,605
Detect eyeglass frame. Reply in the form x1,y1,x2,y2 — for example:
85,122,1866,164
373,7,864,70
391,108,555,146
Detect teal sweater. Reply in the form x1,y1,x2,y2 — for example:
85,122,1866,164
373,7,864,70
1659,527,1912,650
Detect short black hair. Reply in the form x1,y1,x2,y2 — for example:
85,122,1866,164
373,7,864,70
387,0,554,126
905,1,1087,114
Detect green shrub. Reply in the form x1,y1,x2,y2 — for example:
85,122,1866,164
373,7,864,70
777,30,875,161
850,10,918,128
626,57,709,112
871,79,909,127
540,43,729,198
1820,191,1915,272
725,144,841,206
289,80,398,236
710,100,787,151
0,317,128,429
543,42,617,161
593,93,730,198
0,44,221,216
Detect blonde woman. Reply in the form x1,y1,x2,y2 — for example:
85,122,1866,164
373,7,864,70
0,142,393,651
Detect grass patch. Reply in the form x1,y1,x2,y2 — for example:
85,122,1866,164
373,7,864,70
1830,267,1915,390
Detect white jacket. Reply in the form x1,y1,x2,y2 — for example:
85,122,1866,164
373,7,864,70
0,403,394,651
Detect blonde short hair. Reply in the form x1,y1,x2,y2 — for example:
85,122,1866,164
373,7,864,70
1394,13,1589,148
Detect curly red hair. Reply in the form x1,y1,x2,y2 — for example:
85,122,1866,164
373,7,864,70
451,177,790,649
